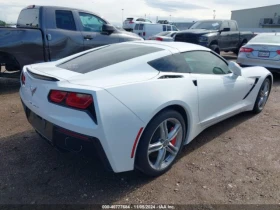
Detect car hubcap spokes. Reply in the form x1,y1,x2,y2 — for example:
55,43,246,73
258,80,270,109
148,118,183,170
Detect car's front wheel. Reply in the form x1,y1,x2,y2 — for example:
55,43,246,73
136,109,186,177
252,78,271,113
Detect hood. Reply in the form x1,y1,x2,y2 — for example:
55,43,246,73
118,30,143,39
177,29,218,35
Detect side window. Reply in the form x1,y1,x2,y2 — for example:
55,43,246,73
79,12,105,32
167,25,171,31
163,25,167,31
182,51,231,75
221,21,229,30
139,24,144,30
229,21,237,31
134,24,139,30
148,54,191,73
137,18,144,22
55,10,76,31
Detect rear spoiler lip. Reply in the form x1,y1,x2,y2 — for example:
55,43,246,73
24,66,62,82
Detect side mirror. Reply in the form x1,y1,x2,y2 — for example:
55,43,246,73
228,61,242,77
221,27,230,32
102,24,115,34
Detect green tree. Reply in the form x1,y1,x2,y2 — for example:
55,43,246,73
0,20,6,26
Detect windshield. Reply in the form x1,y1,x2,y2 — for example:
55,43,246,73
190,21,222,30
250,34,280,44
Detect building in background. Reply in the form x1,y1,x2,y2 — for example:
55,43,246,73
231,4,280,32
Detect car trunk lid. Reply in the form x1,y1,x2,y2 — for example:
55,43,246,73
244,43,280,61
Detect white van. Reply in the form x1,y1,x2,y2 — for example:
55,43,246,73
133,23,179,40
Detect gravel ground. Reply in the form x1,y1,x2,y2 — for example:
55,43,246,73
0,58,280,205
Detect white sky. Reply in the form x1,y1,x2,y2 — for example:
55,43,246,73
0,0,279,25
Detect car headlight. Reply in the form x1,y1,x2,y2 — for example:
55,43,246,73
198,36,208,42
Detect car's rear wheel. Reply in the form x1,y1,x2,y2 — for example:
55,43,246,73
252,78,271,113
136,109,186,177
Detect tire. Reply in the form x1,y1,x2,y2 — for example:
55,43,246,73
252,78,271,114
210,44,220,55
234,40,248,55
135,109,186,177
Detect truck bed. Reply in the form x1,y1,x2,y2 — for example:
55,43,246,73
0,27,45,72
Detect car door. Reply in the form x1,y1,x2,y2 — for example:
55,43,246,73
219,21,231,50
229,21,239,49
182,51,250,127
76,12,120,50
46,9,84,61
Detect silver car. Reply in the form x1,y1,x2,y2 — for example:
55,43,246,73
148,31,178,42
237,33,280,73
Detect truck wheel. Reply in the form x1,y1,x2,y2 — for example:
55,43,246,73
234,40,248,55
210,45,220,55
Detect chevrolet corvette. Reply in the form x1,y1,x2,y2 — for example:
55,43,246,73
20,41,273,176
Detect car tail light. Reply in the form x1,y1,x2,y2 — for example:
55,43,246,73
66,93,93,109
21,73,26,85
240,47,253,53
49,90,67,103
156,37,163,41
129,21,134,24
277,50,280,55
49,90,93,110
143,32,146,36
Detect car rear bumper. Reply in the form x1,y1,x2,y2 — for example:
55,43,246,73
237,56,280,72
22,101,113,171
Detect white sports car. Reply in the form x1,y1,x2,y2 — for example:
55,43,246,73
20,41,273,176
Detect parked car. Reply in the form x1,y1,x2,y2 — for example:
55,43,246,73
0,5,143,77
157,20,169,24
134,23,179,40
170,22,195,30
20,41,272,176
123,17,152,32
237,33,280,73
174,20,254,54
149,31,178,41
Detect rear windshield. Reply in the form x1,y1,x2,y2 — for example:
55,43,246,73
58,44,163,73
126,18,134,21
250,34,280,44
17,8,40,28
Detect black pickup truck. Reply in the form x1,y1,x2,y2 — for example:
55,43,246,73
174,20,254,54
0,5,142,77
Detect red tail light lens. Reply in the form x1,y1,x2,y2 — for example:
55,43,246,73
49,90,67,103
49,90,93,109
240,47,253,53
66,93,93,109
21,73,26,85
156,37,163,41
129,21,134,24
277,50,280,55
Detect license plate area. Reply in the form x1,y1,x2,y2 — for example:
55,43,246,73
28,111,53,141
258,51,270,58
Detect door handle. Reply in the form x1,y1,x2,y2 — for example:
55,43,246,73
46,34,52,41
84,35,93,40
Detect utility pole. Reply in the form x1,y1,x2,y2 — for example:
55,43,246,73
213,10,216,20
122,9,124,23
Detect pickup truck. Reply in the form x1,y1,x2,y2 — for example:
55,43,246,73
174,20,254,54
0,5,142,77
